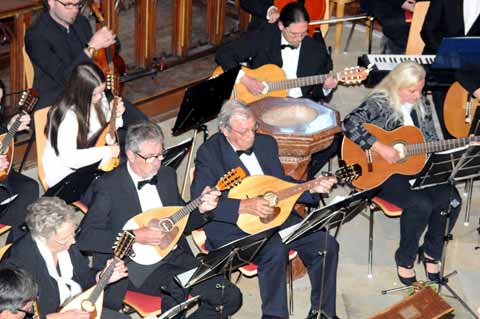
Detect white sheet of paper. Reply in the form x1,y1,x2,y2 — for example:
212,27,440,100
176,267,198,288
0,194,18,205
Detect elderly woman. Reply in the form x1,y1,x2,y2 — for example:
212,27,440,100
342,62,461,285
3,197,128,319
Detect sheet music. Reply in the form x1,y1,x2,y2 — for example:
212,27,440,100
175,267,198,288
278,222,302,242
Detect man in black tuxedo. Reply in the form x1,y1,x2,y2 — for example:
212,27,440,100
77,121,242,319
420,0,480,138
217,2,339,179
25,0,146,125
191,100,339,319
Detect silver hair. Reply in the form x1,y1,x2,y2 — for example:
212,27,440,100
125,121,165,154
25,197,78,240
217,100,255,130
0,268,38,313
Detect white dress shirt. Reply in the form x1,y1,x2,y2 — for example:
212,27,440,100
464,0,480,35
280,34,303,98
127,163,163,212
401,103,414,126
43,94,123,188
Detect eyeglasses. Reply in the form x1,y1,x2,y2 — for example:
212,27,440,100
15,299,36,317
228,124,258,136
285,27,308,39
53,227,81,245
55,0,84,9
135,151,166,164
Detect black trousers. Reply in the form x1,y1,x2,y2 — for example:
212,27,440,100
377,174,461,267
0,170,39,241
253,213,339,318
370,3,409,53
126,248,242,319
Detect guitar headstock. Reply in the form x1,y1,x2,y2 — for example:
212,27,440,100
18,89,40,114
216,166,247,191
335,164,362,183
337,66,372,85
113,230,135,259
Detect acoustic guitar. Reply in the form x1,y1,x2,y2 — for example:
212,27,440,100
95,96,120,172
341,124,480,190
231,164,361,235
443,81,479,138
123,167,247,265
0,89,39,181
212,64,372,104
60,231,135,319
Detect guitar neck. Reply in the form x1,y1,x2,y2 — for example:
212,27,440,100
169,186,220,223
108,98,118,139
267,73,337,92
88,257,118,303
406,137,476,156
0,114,23,154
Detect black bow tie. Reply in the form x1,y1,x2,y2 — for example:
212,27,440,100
137,175,157,190
236,147,254,156
281,44,296,50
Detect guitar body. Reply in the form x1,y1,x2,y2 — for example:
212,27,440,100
123,206,188,265
341,124,427,190
444,81,479,138
229,175,301,234
95,126,120,172
0,134,13,182
275,0,327,36
212,65,288,104
60,286,103,319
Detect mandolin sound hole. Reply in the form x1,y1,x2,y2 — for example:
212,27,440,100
261,104,318,127
158,226,178,249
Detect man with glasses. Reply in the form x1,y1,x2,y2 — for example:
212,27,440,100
216,2,339,179
24,0,146,125
191,100,340,319
0,267,91,319
77,121,242,318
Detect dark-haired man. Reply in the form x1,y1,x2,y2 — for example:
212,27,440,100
25,0,146,126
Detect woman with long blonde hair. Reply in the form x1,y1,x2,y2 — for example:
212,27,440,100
342,62,461,286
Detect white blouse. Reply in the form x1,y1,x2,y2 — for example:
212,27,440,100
43,95,123,188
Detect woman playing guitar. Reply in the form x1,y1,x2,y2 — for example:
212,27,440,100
43,63,125,189
342,62,462,286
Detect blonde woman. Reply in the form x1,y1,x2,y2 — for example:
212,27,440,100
342,62,461,285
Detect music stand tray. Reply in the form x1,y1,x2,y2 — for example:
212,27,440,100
411,145,480,189
172,67,239,136
179,228,277,288
282,188,379,245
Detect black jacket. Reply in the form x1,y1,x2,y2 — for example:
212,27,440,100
421,0,480,54
215,23,333,100
25,12,92,108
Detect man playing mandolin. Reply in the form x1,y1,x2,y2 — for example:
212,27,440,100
342,62,462,286
77,121,243,318
191,100,339,319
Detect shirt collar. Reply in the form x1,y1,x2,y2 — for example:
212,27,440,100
127,162,155,184
281,33,302,50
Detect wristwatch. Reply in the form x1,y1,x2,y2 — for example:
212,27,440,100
86,44,97,57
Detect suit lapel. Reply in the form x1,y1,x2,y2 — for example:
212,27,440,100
219,134,251,176
272,30,284,68
154,168,175,206
252,137,274,176
119,166,142,213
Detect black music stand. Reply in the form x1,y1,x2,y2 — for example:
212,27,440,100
171,67,239,196
281,189,378,319
408,144,480,318
156,295,201,319
178,228,277,289
44,161,103,204
162,137,193,170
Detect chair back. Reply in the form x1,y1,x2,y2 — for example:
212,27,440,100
34,107,51,191
23,47,34,88
405,1,430,55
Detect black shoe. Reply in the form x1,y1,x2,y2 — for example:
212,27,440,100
306,309,340,319
418,248,440,282
396,263,417,286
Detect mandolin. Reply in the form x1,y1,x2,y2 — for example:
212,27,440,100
123,167,247,265
341,124,480,190
0,89,39,181
60,231,135,319
443,81,479,138
95,96,120,172
231,164,361,235
212,64,372,104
